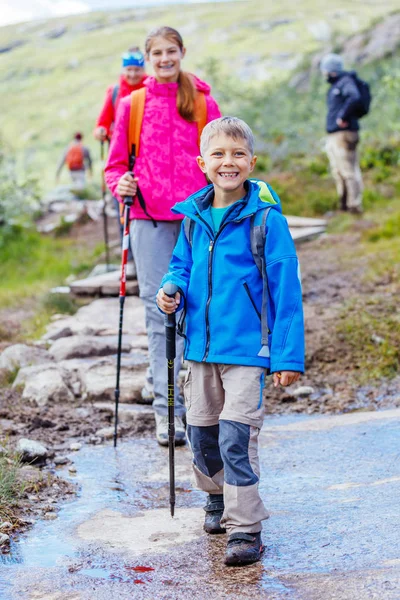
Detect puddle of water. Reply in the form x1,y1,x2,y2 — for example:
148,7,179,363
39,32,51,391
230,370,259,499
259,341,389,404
2,439,195,572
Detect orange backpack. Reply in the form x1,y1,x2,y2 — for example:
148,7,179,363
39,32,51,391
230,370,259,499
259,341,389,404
65,144,84,170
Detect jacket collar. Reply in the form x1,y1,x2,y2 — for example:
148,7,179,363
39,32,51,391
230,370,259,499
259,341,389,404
172,179,280,227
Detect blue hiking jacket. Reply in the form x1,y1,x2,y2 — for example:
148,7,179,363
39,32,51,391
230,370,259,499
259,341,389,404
160,179,305,373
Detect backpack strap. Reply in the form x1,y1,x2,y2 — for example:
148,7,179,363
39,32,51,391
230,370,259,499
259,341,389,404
250,207,271,354
126,88,157,227
194,91,207,148
128,88,146,158
183,217,195,247
111,84,120,108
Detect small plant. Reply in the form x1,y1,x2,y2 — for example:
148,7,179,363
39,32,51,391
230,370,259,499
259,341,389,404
42,292,79,315
0,445,25,522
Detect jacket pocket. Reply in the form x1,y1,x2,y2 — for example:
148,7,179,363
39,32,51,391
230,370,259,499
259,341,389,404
242,281,261,321
183,365,192,411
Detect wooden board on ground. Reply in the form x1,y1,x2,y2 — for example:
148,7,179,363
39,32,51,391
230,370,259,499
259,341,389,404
286,216,327,228
291,226,326,243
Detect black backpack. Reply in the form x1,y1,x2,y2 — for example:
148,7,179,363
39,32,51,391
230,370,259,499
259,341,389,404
351,73,371,119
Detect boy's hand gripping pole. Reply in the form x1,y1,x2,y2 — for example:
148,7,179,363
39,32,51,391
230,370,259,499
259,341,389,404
100,140,111,272
114,145,136,448
163,282,179,517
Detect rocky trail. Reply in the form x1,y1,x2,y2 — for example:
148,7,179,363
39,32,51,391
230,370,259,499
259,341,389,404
0,211,399,599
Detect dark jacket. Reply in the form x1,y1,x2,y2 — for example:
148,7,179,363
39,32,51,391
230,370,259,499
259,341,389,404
326,71,361,133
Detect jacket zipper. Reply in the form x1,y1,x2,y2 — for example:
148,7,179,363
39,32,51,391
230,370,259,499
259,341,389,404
243,282,261,321
202,219,236,360
199,205,257,361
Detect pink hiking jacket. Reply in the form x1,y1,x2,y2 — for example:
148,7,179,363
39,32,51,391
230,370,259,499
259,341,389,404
105,75,221,221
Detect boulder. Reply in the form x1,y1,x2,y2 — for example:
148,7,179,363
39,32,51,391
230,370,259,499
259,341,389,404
14,364,75,406
85,359,147,403
49,335,131,361
93,402,154,428
16,439,48,465
0,344,52,372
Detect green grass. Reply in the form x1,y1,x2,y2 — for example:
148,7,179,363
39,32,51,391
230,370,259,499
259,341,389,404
1,2,400,193
0,225,94,308
0,445,24,523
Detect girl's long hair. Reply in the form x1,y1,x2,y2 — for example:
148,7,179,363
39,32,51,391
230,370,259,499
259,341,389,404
145,26,196,122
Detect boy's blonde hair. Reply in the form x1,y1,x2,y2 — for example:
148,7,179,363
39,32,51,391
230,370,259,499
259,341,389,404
200,116,254,156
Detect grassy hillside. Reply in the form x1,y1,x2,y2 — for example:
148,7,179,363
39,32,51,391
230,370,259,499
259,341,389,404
1,0,400,192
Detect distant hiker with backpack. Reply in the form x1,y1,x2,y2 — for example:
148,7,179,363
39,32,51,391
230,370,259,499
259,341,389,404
156,116,305,566
94,47,146,263
320,53,371,214
105,26,221,446
56,132,92,188
94,47,146,142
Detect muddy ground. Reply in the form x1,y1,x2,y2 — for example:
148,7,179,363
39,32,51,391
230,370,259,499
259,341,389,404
1,215,399,547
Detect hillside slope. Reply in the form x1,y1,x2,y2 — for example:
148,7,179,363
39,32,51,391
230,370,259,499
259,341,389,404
0,0,399,191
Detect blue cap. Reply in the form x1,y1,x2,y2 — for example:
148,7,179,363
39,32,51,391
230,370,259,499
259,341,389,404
122,51,145,68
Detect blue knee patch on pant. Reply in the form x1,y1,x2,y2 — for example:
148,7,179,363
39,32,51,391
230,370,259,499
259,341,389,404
219,420,258,487
187,424,223,478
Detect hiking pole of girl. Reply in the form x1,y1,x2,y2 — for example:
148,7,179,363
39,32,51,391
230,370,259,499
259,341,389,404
105,26,221,447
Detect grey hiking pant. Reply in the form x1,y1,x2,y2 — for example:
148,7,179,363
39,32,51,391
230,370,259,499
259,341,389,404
325,131,363,211
184,361,270,535
129,219,185,417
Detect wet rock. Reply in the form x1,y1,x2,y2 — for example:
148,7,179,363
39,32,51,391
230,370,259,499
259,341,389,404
14,364,74,406
291,386,315,397
95,427,117,440
0,344,52,372
0,533,10,546
16,438,48,465
89,435,101,445
68,465,77,474
54,456,70,466
70,442,82,451
93,402,154,429
43,512,57,520
49,335,131,361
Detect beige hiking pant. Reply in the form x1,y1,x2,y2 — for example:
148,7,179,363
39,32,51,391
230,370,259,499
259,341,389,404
325,131,363,211
184,361,270,535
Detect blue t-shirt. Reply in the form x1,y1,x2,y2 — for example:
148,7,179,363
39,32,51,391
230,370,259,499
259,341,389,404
210,199,243,232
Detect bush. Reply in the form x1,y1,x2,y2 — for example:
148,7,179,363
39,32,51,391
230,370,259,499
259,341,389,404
0,141,41,230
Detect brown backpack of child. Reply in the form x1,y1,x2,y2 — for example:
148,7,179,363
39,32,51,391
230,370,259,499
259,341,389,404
65,144,84,170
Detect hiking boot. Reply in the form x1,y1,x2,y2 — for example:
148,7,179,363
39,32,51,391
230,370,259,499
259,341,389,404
224,532,265,566
155,413,186,447
348,206,363,215
203,494,226,534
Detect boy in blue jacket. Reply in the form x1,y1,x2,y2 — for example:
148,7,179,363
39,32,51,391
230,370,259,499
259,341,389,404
156,116,304,567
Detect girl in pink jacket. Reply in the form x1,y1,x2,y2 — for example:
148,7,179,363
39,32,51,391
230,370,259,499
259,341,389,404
105,26,221,446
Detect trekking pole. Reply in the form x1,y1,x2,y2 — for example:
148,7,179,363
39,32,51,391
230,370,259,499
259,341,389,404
163,281,179,517
114,144,136,448
100,139,111,272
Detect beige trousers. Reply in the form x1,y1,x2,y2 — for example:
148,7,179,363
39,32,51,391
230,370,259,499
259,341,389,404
185,361,270,535
325,131,363,210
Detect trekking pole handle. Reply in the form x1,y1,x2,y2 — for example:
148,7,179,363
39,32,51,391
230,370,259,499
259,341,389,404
163,282,178,361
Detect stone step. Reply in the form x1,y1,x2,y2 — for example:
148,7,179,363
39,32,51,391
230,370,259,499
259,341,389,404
70,270,139,297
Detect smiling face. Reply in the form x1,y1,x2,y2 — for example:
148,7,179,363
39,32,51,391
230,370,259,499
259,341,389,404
123,65,145,86
197,133,257,205
146,36,185,83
